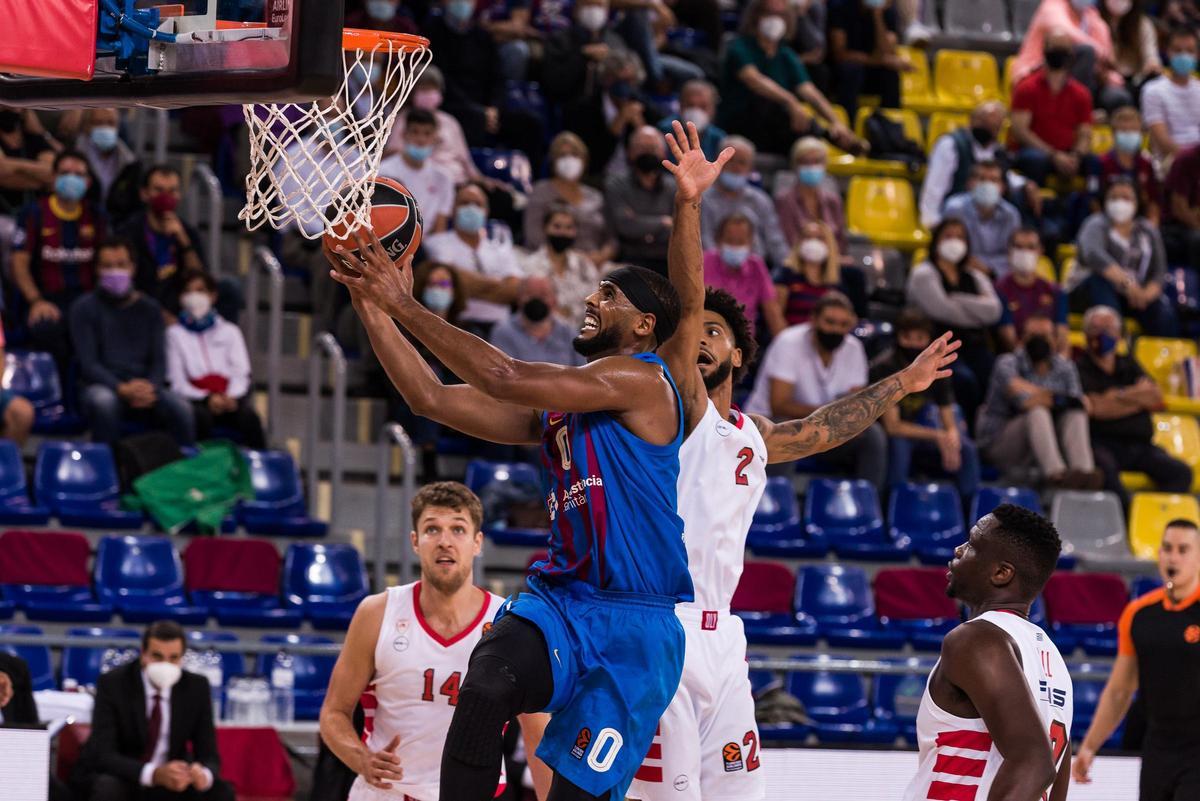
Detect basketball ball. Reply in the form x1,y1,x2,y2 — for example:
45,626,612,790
323,176,423,268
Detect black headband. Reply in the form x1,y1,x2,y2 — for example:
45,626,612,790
605,266,678,346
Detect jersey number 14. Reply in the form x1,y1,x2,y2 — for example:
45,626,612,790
421,669,462,706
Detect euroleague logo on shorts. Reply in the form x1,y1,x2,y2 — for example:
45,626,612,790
1185,624,1200,644
571,728,592,760
722,742,744,772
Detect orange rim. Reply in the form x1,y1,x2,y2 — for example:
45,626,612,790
341,29,429,52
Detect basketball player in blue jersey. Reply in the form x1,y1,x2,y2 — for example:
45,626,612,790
324,141,735,801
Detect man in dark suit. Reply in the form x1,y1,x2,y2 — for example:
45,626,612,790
71,621,233,801
1,650,74,801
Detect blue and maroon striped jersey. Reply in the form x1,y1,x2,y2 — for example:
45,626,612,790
530,352,693,602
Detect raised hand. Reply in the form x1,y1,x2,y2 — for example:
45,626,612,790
325,228,415,319
900,331,961,394
663,120,734,203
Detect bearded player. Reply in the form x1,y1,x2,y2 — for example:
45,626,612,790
627,121,960,801
319,482,550,801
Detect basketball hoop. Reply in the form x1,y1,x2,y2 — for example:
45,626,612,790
238,29,431,239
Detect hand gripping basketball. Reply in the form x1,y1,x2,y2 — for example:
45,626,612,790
326,228,415,317
359,733,404,789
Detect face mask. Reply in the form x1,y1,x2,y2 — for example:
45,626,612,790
758,15,787,43
0,110,20,134
1115,130,1142,153
1010,247,1039,275
799,237,829,264
815,329,845,351
1170,53,1198,76
797,165,825,186
412,88,443,111
1089,332,1118,356
937,237,968,263
577,5,609,31
90,125,119,152
55,173,88,202
1069,0,1095,10
718,171,748,192
555,155,584,181
681,107,710,131
405,142,433,162
181,291,212,319
720,245,751,267
971,181,1001,208
899,345,925,363
149,191,178,216
446,0,475,25
971,126,995,147
633,152,661,174
367,0,398,19
1106,198,1136,223
864,0,887,8
145,660,183,690
1044,48,1072,70
423,285,454,312
1106,0,1132,14
99,269,133,298
455,203,487,232
523,297,551,322
1024,335,1052,364
547,234,576,253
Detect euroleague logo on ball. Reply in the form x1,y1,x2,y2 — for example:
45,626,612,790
323,176,423,265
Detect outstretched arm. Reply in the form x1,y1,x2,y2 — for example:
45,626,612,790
750,332,959,464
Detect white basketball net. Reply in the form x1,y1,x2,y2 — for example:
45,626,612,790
239,37,433,239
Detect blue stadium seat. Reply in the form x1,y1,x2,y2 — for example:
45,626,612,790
61,626,140,688
1130,575,1162,599
1070,663,1124,746
747,477,826,557
33,442,143,528
806,479,906,560
5,351,85,434
255,634,336,721
970,486,1042,522
749,652,813,743
237,449,327,537
94,535,208,624
464,460,550,547
732,562,818,646
187,629,246,679
787,658,900,744
871,658,934,743
794,565,906,649
283,543,369,629
470,147,533,195
0,598,11,620
888,482,965,564
0,439,50,524
0,624,55,690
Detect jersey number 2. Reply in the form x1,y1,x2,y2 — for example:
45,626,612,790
1042,720,1068,801
734,447,754,486
421,669,461,706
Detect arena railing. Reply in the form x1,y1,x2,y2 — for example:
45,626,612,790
243,245,284,443
306,333,347,533
184,161,223,279
374,422,418,592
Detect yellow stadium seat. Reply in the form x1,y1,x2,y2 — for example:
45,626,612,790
846,177,929,251
1056,243,1077,264
853,107,925,149
899,46,941,114
1128,492,1200,560
934,50,1001,112
1134,337,1200,415
1036,256,1057,283
1002,55,1015,105
1091,125,1114,155
925,111,970,155
825,105,923,179
1060,257,1078,288
1121,414,1200,491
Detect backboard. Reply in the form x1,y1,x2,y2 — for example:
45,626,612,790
0,0,345,109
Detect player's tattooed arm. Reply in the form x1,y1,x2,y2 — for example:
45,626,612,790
749,331,960,464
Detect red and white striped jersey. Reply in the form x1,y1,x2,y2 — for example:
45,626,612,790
902,611,1073,801
350,582,507,801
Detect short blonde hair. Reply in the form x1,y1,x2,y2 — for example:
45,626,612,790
790,137,826,167
549,131,589,163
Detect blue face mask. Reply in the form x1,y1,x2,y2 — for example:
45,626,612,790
971,181,1001,208
367,0,398,19
1090,332,1118,356
720,245,751,267
718,171,748,192
446,0,475,24
1115,130,1142,153
423,286,455,312
1170,53,1197,76
55,173,88,202
797,165,825,187
455,204,487,232
864,0,887,8
90,125,119,152
405,143,433,162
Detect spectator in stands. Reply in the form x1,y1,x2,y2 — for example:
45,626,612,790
0,106,54,272
604,125,675,274
657,80,729,161
424,181,524,337
1142,27,1200,160
872,308,980,500
521,206,606,330
1161,143,1200,268
703,213,787,334
828,0,910,122
775,220,840,326
1099,0,1162,97
791,0,830,91
0,323,34,446
1094,106,1161,224
378,109,453,233
69,237,194,446
344,0,420,34
1010,28,1097,188
478,0,545,82
489,276,584,365
996,227,1069,353
776,136,847,251
920,101,1009,228
744,291,887,489
906,218,1003,428
10,150,104,374
75,109,137,208
977,314,1102,488
941,160,1023,278
717,0,861,156
72,620,233,801
523,132,617,265
1076,304,1192,506
1069,176,1177,336
1012,1,1128,110
165,269,265,449
699,135,789,266
541,0,628,108
0,651,72,801
388,67,481,186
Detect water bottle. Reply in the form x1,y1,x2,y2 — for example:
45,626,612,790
204,649,224,722
226,677,247,723
250,677,272,725
270,651,295,725
99,648,120,675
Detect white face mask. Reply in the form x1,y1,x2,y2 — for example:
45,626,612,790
181,291,212,319
681,107,711,131
1010,247,1039,275
937,237,968,263
1105,0,1131,14
577,4,609,31
798,238,829,264
555,155,584,181
145,660,183,690
758,15,787,43
1106,198,1136,224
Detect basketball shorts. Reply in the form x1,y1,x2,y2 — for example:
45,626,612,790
627,607,765,801
498,575,685,801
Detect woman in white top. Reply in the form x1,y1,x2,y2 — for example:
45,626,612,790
165,269,265,448
520,206,607,331
522,131,617,264
1100,0,1162,94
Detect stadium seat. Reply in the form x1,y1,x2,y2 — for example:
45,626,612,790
943,0,1013,41
786,657,900,744
470,147,533,195
61,626,140,689
925,111,969,156
872,657,934,742
874,568,961,651
732,562,818,646
747,477,824,556
898,46,940,114
1011,0,1040,36
806,479,906,560
282,543,369,629
0,439,50,524
33,442,143,529
187,629,246,680
237,449,328,537
464,460,550,547
849,107,926,178
795,565,906,649
1121,415,1200,492
1091,125,1114,155
183,539,301,628
1130,575,1162,599
845,177,929,251
1042,572,1129,656
970,485,1042,522
0,530,113,622
1128,493,1200,560
1050,491,1131,564
4,351,85,434
933,50,1002,112
255,634,336,721
1002,55,1016,105
1069,663,1124,746
94,535,208,624
0,623,55,690
1134,337,1200,415
888,482,965,564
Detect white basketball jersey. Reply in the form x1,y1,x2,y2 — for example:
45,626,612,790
350,581,507,801
903,611,1073,801
677,400,768,612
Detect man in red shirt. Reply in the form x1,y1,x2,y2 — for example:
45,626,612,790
1161,143,1200,269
